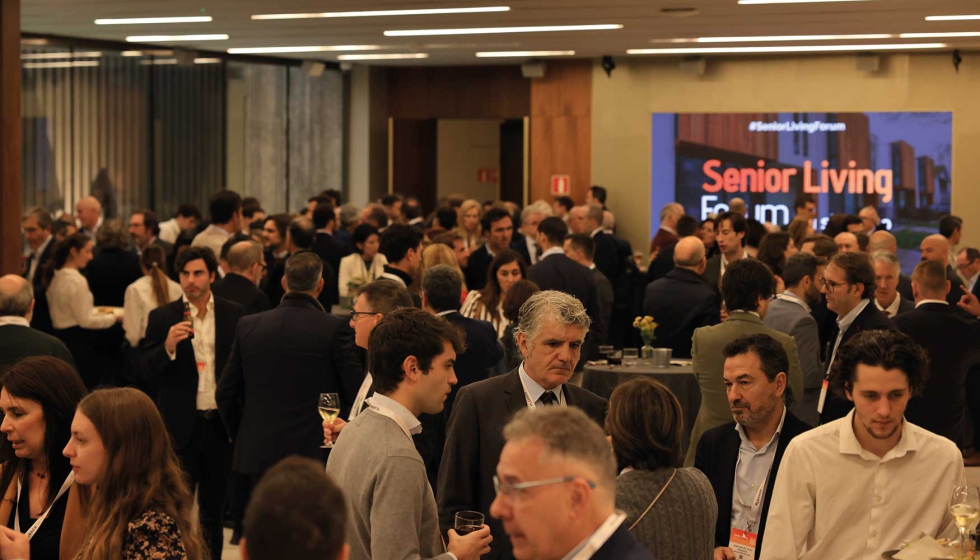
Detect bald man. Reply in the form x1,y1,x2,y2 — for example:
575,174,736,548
75,196,103,238
0,275,76,371
834,232,859,253
642,236,720,359
858,206,881,235
212,241,271,316
729,197,747,217
921,234,967,308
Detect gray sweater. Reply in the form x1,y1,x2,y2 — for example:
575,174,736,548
326,408,453,560
616,467,718,560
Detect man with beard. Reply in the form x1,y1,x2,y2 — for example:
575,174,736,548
694,334,811,560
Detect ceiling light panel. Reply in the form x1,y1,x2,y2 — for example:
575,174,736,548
252,7,510,20
384,24,623,37
925,15,980,21
126,34,229,42
654,33,894,43
227,45,385,54
628,43,947,55
337,53,430,60
95,16,212,25
476,50,575,57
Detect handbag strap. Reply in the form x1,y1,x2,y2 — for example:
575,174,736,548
628,468,677,531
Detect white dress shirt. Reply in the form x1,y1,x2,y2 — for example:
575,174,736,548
368,393,423,435
25,235,52,284
538,246,565,261
460,290,508,339
732,407,786,533
338,253,388,297
519,362,566,407
874,295,902,318
966,271,980,293
760,410,965,560
915,298,948,308
167,295,218,411
158,218,181,244
0,317,29,328
122,275,183,347
191,224,231,261
719,251,745,285
46,268,116,330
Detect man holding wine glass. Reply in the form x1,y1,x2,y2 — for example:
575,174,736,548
760,330,967,560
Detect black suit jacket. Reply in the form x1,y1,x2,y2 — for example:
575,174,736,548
897,273,914,302
694,409,811,558
85,247,143,306
216,293,363,474
437,369,608,560
312,232,351,283
0,324,77,374
643,268,721,358
442,312,503,412
703,254,723,291
593,524,655,560
466,245,493,292
645,241,677,285
24,239,56,334
510,236,533,268
592,231,622,287
140,297,244,449
894,302,980,447
819,302,898,424
212,273,271,316
527,253,607,352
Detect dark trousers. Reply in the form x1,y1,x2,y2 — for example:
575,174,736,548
177,413,232,559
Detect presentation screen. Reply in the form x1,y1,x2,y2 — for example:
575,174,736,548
651,112,952,271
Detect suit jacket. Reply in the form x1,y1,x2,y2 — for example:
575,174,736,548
149,238,174,258
971,275,980,301
685,311,804,467
211,272,271,316
893,302,980,447
650,227,678,254
897,273,914,302
593,523,656,560
643,268,720,359
702,254,723,291
437,369,608,560
694,409,811,558
896,296,916,316
24,238,56,334
645,241,677,284
84,247,143,306
466,245,493,292
216,293,364,474
947,266,969,309
312,232,351,283
818,301,897,424
592,230,622,287
0,324,77,373
528,253,607,353
592,268,615,343
510,235,533,268
140,297,244,449
763,296,823,426
441,312,503,412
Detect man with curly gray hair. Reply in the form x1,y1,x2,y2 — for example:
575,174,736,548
437,290,607,560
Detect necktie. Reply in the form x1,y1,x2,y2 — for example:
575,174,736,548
883,310,891,317
539,391,558,406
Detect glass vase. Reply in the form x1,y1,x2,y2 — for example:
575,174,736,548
641,335,655,360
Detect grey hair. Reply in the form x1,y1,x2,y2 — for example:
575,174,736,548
339,203,360,228
602,210,615,230
94,219,128,250
503,407,617,500
0,278,33,317
22,207,52,230
585,204,603,224
227,240,263,273
515,290,591,343
659,202,682,222
871,250,901,275
284,252,323,293
520,200,553,224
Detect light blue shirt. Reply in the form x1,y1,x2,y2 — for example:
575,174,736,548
519,362,564,406
731,406,786,532
370,393,423,435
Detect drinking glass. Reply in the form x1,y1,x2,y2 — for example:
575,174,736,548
950,485,979,558
622,348,639,367
319,393,341,449
598,345,614,357
455,511,485,536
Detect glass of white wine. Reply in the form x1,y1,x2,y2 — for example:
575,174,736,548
950,485,979,558
319,393,341,449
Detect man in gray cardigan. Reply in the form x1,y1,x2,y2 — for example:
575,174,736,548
326,308,492,560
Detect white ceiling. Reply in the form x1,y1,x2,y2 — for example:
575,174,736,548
20,0,980,65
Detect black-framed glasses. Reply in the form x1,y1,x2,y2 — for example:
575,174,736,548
819,277,849,291
349,310,377,321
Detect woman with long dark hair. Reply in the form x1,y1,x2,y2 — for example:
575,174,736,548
122,246,182,348
757,231,798,278
0,356,89,560
459,249,526,338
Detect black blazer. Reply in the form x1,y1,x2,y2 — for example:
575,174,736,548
819,302,897,424
894,302,980,447
645,240,678,284
897,273,914,302
527,253,607,350
312,232,351,283
437,369,607,560
25,239,56,334
592,231,622,287
466,245,493,292
216,293,364,475
441,312,503,411
510,235,533,268
0,324,77,374
702,254,723,291
85,247,143,306
643,267,721,359
694,409,812,559
140,297,244,449
593,523,655,560
212,273,271,316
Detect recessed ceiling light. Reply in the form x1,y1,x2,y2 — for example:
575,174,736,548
95,16,213,25
476,50,575,57
21,51,102,60
140,58,179,65
337,53,430,60
900,32,980,38
654,33,894,43
925,15,980,21
384,24,623,37
126,34,229,43
252,6,510,20
227,45,386,54
194,58,222,64
627,43,946,54
24,61,100,69
21,39,49,46
738,0,871,3
121,50,144,56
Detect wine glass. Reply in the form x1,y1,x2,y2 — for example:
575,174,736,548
950,485,979,557
319,393,341,449
455,511,485,536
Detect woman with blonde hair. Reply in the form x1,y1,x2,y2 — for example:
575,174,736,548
455,199,483,250
122,246,182,348
419,243,468,295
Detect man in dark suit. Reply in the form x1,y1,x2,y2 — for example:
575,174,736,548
311,202,351,282
211,240,271,316
379,224,423,308
129,209,174,267
20,207,55,334
466,207,516,291
269,217,338,310
438,290,607,560
871,251,915,318
0,275,76,372
569,204,622,288
217,252,363,480
894,260,980,448
920,234,967,308
695,334,810,560
955,247,980,301
703,211,749,291
86,220,143,306
645,215,700,284
643,236,720,359
818,252,897,425
528,217,606,358
564,234,615,343
140,246,244,559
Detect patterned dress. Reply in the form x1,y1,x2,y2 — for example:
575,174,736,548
122,511,188,560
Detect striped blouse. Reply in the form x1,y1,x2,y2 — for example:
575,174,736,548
459,290,508,339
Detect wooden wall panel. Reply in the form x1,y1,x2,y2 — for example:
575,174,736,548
392,119,438,212
0,0,21,275
387,66,530,120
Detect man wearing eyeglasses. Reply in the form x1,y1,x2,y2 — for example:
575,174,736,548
490,406,653,560
817,252,896,425
955,247,980,299
212,240,271,316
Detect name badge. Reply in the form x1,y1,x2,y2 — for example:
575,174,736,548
196,361,207,373
816,379,829,414
729,528,758,560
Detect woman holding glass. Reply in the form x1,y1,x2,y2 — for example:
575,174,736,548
460,249,526,339
338,224,387,298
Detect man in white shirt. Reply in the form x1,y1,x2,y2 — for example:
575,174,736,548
75,196,102,238
956,247,980,295
761,329,966,560
491,406,653,560
704,211,748,290
193,190,243,261
158,203,202,244
871,251,914,317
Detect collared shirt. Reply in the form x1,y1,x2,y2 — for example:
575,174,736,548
519,362,565,406
80,216,103,239
167,294,218,411
46,268,117,331
435,310,456,317
525,235,539,265
588,263,596,270
0,317,29,328
380,266,412,287
408,217,424,226
590,226,603,239
26,235,52,283
759,410,966,560
732,406,786,532
968,271,980,293
560,511,628,560
915,298,949,308
776,290,810,313
661,225,678,236
719,251,745,284
538,247,565,261
874,295,901,318
123,275,183,347
191,224,231,263
158,218,181,244
369,393,422,435
827,299,870,374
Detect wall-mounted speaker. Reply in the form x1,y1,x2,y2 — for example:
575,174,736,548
521,62,547,79
301,60,326,78
856,54,880,72
680,57,706,76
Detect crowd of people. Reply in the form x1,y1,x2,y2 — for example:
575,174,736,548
1,186,978,559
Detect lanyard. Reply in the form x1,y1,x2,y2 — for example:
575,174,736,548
775,293,809,313
732,451,776,533
518,372,566,408
14,472,74,539
565,512,627,560
365,397,415,441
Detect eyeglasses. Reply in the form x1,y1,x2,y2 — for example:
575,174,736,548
349,310,377,321
819,277,850,291
492,475,596,501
